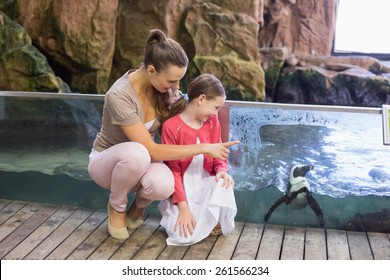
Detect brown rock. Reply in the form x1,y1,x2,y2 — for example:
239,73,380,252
182,2,265,101
16,0,118,94
0,11,68,92
259,0,337,56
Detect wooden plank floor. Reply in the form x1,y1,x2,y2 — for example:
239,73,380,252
1,199,390,260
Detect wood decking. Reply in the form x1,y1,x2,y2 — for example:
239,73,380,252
1,199,390,260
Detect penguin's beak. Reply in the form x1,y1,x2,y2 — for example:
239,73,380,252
300,165,313,176
303,165,314,172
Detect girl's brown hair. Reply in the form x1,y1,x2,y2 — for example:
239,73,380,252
144,29,189,126
160,73,226,131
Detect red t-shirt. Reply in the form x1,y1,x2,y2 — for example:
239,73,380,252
161,114,228,203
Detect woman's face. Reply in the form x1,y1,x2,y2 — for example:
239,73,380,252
147,64,187,93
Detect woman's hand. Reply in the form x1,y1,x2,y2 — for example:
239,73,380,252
216,171,235,189
175,201,196,238
204,140,240,160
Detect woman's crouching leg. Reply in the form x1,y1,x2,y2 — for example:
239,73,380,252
136,162,174,208
89,142,151,212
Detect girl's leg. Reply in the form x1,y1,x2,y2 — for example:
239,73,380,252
88,142,151,212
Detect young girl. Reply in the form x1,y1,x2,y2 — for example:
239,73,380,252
158,74,238,246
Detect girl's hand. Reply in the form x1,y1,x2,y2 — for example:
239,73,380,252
204,140,240,160
216,171,234,189
174,202,196,238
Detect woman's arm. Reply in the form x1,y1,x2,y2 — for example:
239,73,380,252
121,122,239,161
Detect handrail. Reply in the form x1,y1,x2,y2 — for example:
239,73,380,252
0,90,382,114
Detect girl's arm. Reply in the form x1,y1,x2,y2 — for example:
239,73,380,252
161,118,196,237
160,121,186,203
175,201,196,237
121,122,239,161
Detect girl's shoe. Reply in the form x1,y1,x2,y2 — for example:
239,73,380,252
210,223,222,236
107,202,129,240
126,202,145,229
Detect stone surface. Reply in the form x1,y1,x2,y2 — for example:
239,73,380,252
258,0,337,56
274,64,390,107
6,0,118,94
182,2,265,101
0,11,69,92
0,0,389,106
111,0,170,84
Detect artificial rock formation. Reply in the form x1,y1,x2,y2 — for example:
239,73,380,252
0,0,389,106
181,2,265,101
1,0,118,94
1,0,266,100
258,0,336,55
260,48,390,106
112,0,266,100
0,11,69,92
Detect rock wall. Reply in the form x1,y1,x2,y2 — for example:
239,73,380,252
12,0,118,94
0,0,389,106
268,50,390,106
0,11,69,92
0,0,267,100
259,0,336,55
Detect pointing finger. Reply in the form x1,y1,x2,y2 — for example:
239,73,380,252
223,140,240,147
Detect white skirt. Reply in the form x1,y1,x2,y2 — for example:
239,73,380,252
158,153,237,246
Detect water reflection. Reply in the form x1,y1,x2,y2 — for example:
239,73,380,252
229,106,390,198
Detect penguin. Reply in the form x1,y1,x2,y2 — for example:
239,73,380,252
264,164,324,226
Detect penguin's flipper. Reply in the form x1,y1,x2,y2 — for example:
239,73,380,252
264,195,289,222
306,191,325,227
286,181,292,193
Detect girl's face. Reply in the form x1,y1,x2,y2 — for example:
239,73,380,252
147,64,187,93
196,94,226,123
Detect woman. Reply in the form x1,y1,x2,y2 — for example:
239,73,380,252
159,74,237,245
88,29,239,240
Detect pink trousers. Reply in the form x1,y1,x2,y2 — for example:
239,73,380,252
88,142,174,212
